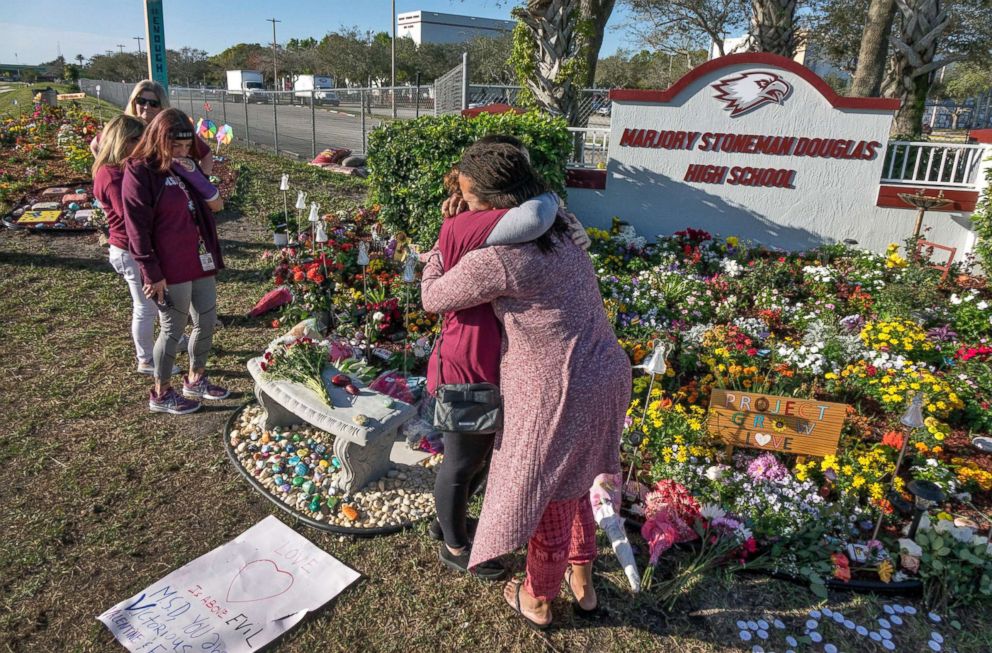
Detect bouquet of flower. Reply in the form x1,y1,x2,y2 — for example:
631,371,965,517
640,480,701,590
646,505,755,610
260,337,333,407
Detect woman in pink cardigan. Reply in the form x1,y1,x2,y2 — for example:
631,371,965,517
421,142,630,629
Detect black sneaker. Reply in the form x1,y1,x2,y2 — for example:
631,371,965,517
438,544,507,581
429,516,479,542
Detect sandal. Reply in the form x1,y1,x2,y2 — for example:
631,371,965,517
505,580,551,631
564,566,601,618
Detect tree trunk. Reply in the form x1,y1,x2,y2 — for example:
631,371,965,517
515,0,616,127
750,0,798,57
850,0,897,96
579,0,616,89
887,0,951,137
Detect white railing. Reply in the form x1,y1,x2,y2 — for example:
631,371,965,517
568,127,610,168
881,141,987,188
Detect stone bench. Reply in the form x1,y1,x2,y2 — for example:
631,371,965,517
247,357,417,494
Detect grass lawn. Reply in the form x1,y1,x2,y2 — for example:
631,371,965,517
0,82,121,120
1,145,989,653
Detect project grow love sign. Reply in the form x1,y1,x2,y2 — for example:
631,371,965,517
98,516,359,652
707,389,847,457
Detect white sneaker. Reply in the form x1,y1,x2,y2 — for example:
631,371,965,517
137,362,182,376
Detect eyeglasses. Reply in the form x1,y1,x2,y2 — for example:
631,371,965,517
134,97,161,108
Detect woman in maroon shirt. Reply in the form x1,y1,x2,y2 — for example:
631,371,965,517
93,114,167,375
122,108,228,415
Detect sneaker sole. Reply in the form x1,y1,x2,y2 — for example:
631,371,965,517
438,549,507,581
149,401,201,415
182,388,230,401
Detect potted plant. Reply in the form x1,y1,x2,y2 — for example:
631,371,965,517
269,211,289,246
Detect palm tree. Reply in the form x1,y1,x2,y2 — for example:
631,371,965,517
887,0,951,136
749,0,797,57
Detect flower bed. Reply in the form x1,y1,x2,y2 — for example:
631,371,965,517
250,206,992,607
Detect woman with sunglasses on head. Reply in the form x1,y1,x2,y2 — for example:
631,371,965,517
122,108,228,415
91,80,214,175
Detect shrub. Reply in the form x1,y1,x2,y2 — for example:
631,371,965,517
974,164,992,274
366,111,572,248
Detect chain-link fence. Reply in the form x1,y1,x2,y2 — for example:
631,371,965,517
80,68,612,165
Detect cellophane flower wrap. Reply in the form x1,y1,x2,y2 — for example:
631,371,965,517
260,336,333,407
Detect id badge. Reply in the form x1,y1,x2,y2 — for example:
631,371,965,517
199,252,216,271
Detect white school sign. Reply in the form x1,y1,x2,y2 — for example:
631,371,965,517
566,53,984,255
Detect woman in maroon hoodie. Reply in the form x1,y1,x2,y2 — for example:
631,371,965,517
122,108,228,415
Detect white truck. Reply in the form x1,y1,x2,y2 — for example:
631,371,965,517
226,70,265,103
293,74,338,105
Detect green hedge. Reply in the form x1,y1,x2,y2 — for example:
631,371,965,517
366,111,572,248
975,164,992,274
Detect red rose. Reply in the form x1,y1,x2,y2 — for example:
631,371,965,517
271,319,280,328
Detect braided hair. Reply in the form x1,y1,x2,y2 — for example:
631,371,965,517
455,141,569,253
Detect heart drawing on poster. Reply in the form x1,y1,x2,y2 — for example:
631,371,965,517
754,433,772,447
226,559,295,603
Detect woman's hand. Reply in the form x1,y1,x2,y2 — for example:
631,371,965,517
441,193,469,219
143,279,167,304
562,211,591,250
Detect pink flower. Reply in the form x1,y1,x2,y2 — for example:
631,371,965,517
642,514,679,564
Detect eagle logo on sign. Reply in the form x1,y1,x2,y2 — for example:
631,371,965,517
711,72,793,117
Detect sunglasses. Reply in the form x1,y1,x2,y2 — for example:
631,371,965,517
134,97,161,108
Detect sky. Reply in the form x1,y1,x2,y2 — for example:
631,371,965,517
3,0,637,66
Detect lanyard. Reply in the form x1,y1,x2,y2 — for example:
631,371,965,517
168,171,208,255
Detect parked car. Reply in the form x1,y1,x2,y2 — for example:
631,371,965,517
315,90,340,106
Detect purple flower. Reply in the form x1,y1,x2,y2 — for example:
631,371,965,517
747,453,789,482
926,324,958,343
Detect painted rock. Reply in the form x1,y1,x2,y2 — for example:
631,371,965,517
294,462,308,476
279,483,291,493
288,456,301,465
308,497,321,512
331,456,341,469
341,504,359,521
302,481,315,495
292,476,305,487
326,496,339,510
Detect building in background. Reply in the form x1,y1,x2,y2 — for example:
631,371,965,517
397,11,515,45
709,34,850,84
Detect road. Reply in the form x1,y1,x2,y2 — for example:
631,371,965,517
171,90,610,161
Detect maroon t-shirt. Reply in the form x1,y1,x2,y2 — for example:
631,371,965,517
426,208,509,395
93,164,128,250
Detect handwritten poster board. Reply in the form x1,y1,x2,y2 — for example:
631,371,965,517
707,389,847,457
98,516,359,652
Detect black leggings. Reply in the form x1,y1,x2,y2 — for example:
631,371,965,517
433,431,495,549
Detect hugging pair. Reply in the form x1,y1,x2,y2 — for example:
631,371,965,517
422,136,631,629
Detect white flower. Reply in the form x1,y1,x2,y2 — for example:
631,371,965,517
898,538,922,556
372,311,385,322
704,465,727,481
978,301,989,311
699,504,727,520
950,294,962,305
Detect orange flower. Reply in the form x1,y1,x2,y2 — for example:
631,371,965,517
881,431,904,450
831,552,851,582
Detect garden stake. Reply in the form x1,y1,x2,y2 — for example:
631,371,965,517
279,174,289,232
307,202,319,254
625,342,669,487
357,242,371,364
870,392,925,541
294,191,307,244
401,247,416,374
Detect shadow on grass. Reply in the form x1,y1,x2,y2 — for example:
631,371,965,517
0,251,113,274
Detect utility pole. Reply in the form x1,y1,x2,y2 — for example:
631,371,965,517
267,17,281,154
391,0,396,118
117,44,126,55
134,36,144,54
